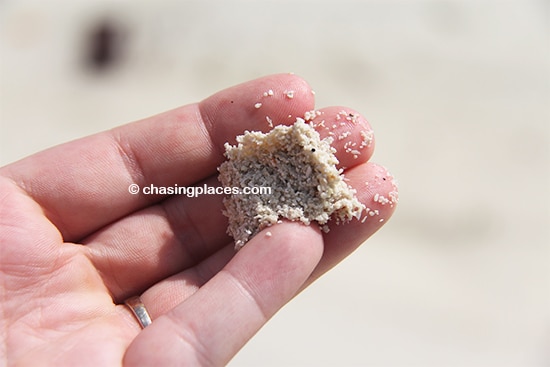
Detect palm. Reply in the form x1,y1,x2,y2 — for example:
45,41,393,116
0,75,397,366
1,179,135,365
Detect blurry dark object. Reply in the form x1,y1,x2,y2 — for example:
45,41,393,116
84,19,124,72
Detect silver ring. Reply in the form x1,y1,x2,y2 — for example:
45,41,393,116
124,296,152,328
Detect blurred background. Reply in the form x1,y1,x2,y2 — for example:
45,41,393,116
1,0,548,366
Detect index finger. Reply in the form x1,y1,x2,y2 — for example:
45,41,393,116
0,74,315,241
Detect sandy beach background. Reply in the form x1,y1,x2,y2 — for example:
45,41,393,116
1,1,549,366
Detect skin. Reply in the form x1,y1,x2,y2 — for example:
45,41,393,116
0,74,398,366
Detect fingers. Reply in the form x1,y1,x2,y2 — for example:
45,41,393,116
308,106,375,169
120,161,397,365
85,160,396,306
307,161,398,285
138,243,237,318
124,163,396,314
123,222,323,367
115,151,396,367
81,103,377,301
0,74,315,242
83,175,230,302
83,106,385,301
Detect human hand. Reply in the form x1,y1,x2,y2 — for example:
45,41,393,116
0,74,397,366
